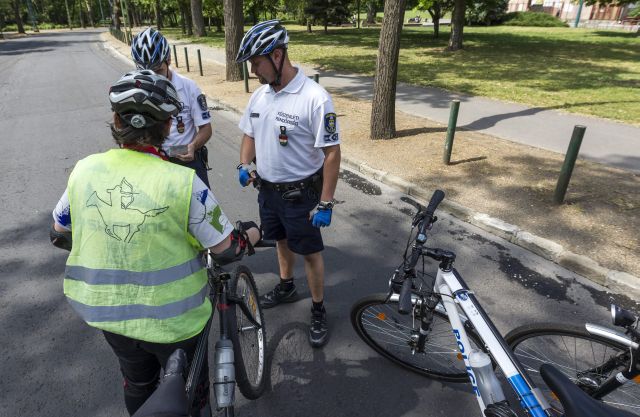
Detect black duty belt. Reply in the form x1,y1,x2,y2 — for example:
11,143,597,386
260,172,321,192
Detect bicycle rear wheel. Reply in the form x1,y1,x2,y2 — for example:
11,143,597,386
227,265,266,399
351,293,484,382
505,322,640,416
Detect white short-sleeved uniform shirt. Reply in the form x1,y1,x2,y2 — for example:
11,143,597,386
53,175,233,248
163,70,212,152
238,67,340,183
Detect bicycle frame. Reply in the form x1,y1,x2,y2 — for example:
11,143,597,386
434,267,552,417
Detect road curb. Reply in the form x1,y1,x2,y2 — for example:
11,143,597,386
104,33,640,299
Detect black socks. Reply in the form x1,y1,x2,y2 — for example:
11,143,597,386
280,277,294,292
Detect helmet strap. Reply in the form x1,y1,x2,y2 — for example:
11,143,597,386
267,48,286,87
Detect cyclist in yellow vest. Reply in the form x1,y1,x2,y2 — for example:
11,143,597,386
50,70,261,417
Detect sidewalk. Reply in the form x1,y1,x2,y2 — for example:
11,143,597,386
102,32,640,298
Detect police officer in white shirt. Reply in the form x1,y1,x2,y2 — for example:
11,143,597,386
236,20,341,348
131,28,213,187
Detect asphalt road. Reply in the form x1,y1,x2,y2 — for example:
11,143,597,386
0,30,636,417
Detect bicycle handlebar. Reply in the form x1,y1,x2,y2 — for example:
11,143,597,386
398,190,446,314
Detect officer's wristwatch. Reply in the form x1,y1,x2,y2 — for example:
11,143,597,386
318,200,335,210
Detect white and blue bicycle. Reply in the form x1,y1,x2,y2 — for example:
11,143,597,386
351,190,636,417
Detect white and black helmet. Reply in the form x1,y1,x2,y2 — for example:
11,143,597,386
131,27,171,70
236,20,289,63
109,70,182,129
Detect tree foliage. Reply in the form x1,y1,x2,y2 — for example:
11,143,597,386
305,0,351,33
465,0,508,25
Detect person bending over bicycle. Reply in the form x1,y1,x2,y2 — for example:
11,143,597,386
50,70,262,417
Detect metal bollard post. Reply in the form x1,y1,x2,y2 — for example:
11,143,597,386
443,100,460,165
553,125,586,204
184,47,190,72
197,49,203,76
243,61,249,93
173,45,178,67
314,73,319,83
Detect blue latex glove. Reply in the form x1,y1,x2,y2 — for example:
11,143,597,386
311,207,332,228
238,166,253,187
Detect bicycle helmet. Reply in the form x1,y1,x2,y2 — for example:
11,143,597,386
109,70,182,129
236,20,289,63
131,27,171,70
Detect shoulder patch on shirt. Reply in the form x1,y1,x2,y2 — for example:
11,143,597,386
197,94,208,111
250,113,260,118
201,111,211,120
324,113,337,134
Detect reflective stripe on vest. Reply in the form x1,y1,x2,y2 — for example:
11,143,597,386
67,285,209,322
65,256,204,286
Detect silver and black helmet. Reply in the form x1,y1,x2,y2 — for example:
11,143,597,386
131,27,171,70
109,70,182,128
236,20,289,63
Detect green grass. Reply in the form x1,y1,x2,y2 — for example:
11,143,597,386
165,25,640,124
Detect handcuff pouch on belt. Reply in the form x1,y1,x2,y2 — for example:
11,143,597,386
262,172,323,202
199,146,211,171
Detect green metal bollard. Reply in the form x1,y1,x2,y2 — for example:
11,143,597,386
553,125,586,204
443,100,460,165
173,45,178,67
243,61,249,93
314,73,319,83
197,49,203,76
184,47,190,72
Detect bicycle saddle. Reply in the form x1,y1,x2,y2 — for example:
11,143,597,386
132,349,189,417
540,363,636,417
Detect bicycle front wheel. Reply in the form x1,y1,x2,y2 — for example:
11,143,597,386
505,322,640,416
351,293,483,382
227,265,266,400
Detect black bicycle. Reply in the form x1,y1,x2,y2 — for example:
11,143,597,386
185,238,273,417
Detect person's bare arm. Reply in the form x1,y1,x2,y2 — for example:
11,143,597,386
320,145,341,202
240,134,256,165
176,123,212,162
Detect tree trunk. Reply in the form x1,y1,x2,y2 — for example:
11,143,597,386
12,0,25,33
155,0,163,29
216,16,222,32
78,1,86,28
85,0,95,27
112,0,120,30
128,1,139,26
191,0,206,37
370,0,406,140
179,2,186,34
122,0,133,28
448,0,465,51
428,4,441,38
223,0,243,81
306,18,312,33
366,2,376,24
324,19,328,34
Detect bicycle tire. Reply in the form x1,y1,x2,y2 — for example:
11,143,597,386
351,293,484,382
227,265,266,400
505,322,640,416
